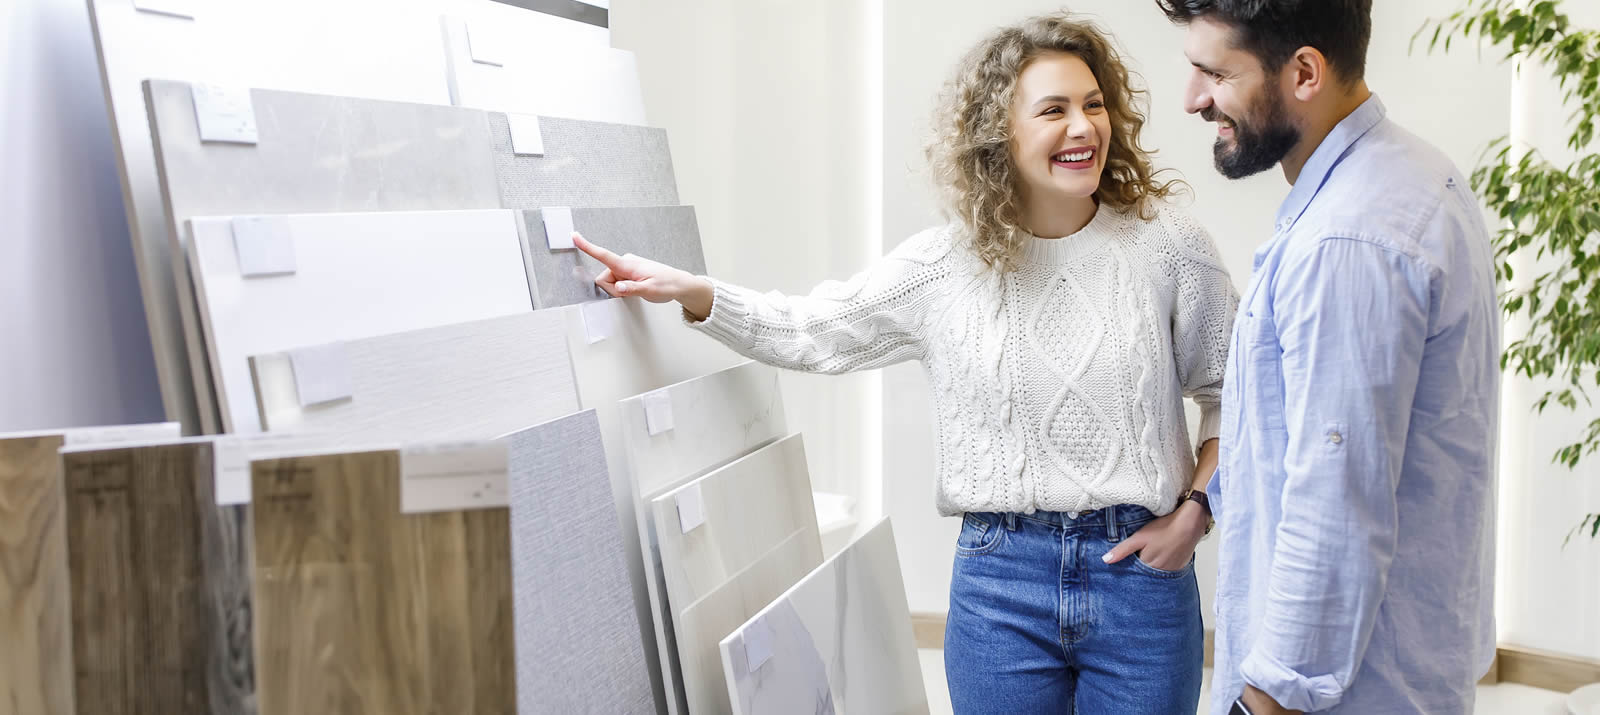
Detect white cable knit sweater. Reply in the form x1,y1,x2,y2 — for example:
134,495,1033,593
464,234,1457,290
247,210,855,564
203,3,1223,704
690,205,1238,516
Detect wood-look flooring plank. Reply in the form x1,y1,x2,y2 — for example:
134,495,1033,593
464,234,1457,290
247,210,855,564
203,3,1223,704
0,436,73,715
251,450,514,715
61,440,254,715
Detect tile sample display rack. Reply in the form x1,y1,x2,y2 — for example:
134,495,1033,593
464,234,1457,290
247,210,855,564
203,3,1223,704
650,434,824,715
249,311,579,444
89,0,636,432
187,209,532,434
0,422,179,715
720,518,928,715
505,410,655,713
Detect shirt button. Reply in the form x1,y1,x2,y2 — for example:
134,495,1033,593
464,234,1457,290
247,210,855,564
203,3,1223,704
1328,431,1344,444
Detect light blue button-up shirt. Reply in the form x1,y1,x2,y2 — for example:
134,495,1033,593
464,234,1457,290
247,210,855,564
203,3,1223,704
1209,95,1500,714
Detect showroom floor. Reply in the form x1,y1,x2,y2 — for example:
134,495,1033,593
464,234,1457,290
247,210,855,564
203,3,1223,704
917,650,1572,714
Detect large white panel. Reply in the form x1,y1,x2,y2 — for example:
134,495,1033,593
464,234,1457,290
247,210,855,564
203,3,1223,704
249,311,579,443
441,15,646,124
721,518,926,715
188,209,532,434
562,297,744,713
618,360,790,715
651,435,823,715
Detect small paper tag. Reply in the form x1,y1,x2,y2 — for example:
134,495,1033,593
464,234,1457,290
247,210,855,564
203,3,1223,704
131,0,196,19
61,422,182,446
676,482,705,533
191,83,258,144
289,343,354,407
231,216,296,277
745,615,775,671
542,207,575,250
400,441,511,514
212,432,335,506
581,300,615,344
643,389,674,436
508,113,546,156
465,23,504,66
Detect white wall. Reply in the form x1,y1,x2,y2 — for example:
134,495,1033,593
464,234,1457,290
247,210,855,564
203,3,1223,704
1496,0,1600,661
881,1,1511,618
611,0,882,517
0,0,164,431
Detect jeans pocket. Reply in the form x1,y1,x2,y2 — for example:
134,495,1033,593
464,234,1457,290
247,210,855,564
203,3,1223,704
1131,553,1195,579
954,513,1004,557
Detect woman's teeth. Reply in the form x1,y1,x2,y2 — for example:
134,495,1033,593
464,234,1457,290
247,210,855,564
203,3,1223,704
1054,150,1093,162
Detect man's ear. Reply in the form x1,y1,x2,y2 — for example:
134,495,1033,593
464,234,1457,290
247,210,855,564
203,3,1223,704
1286,45,1328,103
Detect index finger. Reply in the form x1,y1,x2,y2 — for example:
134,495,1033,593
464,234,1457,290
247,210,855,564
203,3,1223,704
572,232,625,270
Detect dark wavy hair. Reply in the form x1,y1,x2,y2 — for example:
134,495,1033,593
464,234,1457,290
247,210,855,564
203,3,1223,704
1155,0,1373,83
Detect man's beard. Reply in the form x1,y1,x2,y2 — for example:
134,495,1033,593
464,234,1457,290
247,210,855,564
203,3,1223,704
1205,90,1300,180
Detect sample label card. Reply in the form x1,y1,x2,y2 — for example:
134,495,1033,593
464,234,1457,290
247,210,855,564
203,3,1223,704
676,482,706,533
191,83,259,144
542,207,575,250
643,389,674,436
508,113,546,156
131,0,197,20
60,422,182,446
289,343,354,407
400,440,511,514
581,299,615,344
231,216,296,277
744,615,774,671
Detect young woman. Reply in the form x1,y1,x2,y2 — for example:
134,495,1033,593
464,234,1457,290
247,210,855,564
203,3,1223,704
576,13,1236,714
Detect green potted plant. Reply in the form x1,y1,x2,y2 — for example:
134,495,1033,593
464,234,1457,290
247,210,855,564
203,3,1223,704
1416,2,1599,710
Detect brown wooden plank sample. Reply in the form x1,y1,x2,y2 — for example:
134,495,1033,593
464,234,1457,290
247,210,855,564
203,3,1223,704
0,435,72,715
60,440,253,715
251,450,514,715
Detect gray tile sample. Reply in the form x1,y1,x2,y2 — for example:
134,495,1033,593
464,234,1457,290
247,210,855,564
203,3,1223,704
505,410,654,714
520,206,705,308
144,78,503,433
490,113,679,209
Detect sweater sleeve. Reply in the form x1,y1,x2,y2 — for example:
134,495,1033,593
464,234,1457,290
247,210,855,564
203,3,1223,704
1160,208,1239,447
686,228,956,375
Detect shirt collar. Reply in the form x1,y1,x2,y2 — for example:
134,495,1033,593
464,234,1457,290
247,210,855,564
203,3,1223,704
1273,93,1387,234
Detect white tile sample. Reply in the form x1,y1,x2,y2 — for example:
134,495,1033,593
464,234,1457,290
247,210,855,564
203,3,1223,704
651,435,823,715
504,410,654,714
721,519,928,715
144,78,504,433
617,360,789,715
187,209,531,434
519,206,706,309
489,113,680,210
249,311,579,444
87,0,462,432
562,298,745,715
441,15,645,125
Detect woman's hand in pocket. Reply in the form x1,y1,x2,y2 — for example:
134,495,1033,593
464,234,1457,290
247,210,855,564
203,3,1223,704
1101,501,1209,571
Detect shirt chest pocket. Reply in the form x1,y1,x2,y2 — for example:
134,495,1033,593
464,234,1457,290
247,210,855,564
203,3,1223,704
1237,302,1288,434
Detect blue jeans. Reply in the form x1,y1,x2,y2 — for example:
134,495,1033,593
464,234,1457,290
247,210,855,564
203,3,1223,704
944,505,1204,714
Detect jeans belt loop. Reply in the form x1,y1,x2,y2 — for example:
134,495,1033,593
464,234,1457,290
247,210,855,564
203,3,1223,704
1004,513,1018,531
1107,506,1121,542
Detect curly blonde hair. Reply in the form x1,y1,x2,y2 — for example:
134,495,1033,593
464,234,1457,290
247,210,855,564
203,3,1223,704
927,12,1182,271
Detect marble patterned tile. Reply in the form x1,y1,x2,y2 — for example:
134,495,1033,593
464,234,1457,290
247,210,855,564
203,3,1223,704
651,435,823,715
187,209,531,434
504,410,653,713
248,311,578,444
520,206,705,309
721,518,928,715
617,360,789,715
489,113,679,210
559,297,743,714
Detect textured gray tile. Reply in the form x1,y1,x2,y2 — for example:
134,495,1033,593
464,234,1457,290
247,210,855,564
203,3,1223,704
490,113,679,209
505,410,654,714
521,206,705,308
